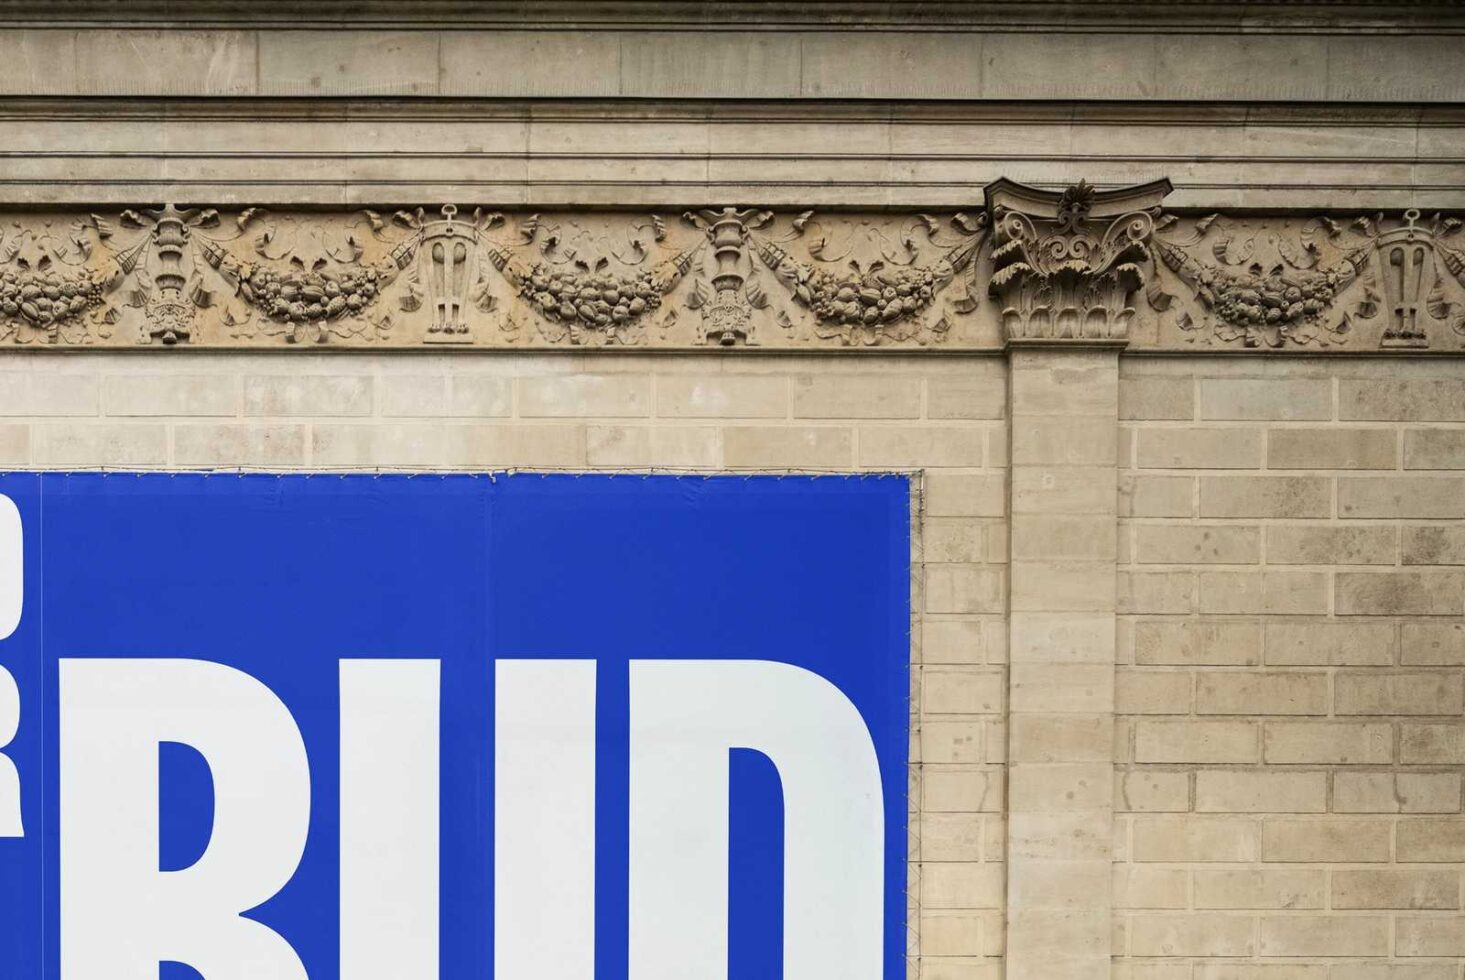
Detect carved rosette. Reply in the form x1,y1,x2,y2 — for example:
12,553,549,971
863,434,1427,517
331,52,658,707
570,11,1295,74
986,177,1171,345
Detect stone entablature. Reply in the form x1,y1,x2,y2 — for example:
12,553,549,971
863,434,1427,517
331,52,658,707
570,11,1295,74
1,179,1461,352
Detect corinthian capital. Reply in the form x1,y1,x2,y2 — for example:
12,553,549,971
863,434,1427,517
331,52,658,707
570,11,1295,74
986,176,1172,346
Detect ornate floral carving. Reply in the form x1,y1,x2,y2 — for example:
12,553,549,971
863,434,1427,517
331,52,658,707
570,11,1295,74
753,212,985,346
1151,209,1465,349
197,209,400,344
483,213,696,345
986,178,1170,344
0,219,124,344
0,191,1455,353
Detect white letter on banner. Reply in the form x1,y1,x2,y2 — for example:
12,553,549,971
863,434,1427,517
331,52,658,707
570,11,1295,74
59,659,310,980
340,659,441,980
494,659,596,980
0,493,22,641
0,663,20,837
629,660,885,980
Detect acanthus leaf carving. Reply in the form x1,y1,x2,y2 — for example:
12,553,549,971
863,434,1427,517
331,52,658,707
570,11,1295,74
986,177,1171,345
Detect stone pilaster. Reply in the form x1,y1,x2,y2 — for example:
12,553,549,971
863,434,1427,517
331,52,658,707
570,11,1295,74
1005,345,1121,980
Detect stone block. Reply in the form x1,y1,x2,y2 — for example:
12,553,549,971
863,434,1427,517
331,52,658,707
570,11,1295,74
1258,916,1389,957
925,565,1004,615
1199,378,1331,421
1198,571,1329,615
77,29,256,96
1119,376,1194,421
1113,867,1189,909
1130,914,1255,957
1333,772,1462,814
924,667,1003,715
0,425,32,465
1009,714,1112,764
927,374,1007,421
1132,816,1258,862
790,373,919,419
244,374,372,417
0,372,97,416
1265,621,1396,666
1010,611,1115,665
1009,560,1114,613
1010,515,1116,561
923,768,994,813
921,862,1005,909
1263,722,1392,764
924,518,987,564
1335,572,1464,616
1200,476,1330,518
860,426,984,467
721,425,853,468
1332,870,1460,910
923,473,1005,518
1403,526,1465,565
34,423,166,466
1267,428,1397,470
585,425,720,468
1195,770,1328,813
1118,572,1195,615
1119,476,1194,518
519,374,651,417
1404,429,1465,469
1403,623,1465,664
919,910,986,956
1011,417,1117,467
1011,355,1118,417
174,424,307,467
921,811,985,862
923,720,985,764
1396,818,1465,862
1265,525,1397,565
1399,723,1465,765
257,30,438,96
1134,524,1259,564
1116,771,1190,813
1338,477,1465,519
1137,427,1262,469
1008,763,1113,814
1334,672,1463,715
1116,670,1193,715
1196,672,1328,716
1010,664,1113,714
1193,869,1326,909
922,618,986,665
1135,620,1260,666
1135,720,1258,763
1261,818,1392,862
378,375,511,418
1395,918,1465,957
1339,379,1465,421
1012,466,1116,516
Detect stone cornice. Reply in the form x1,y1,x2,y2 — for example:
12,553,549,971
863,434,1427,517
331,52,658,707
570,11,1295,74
4,1,1463,33
0,181,1459,354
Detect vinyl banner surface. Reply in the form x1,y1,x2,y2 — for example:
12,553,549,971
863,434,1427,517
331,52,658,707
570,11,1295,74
0,473,910,980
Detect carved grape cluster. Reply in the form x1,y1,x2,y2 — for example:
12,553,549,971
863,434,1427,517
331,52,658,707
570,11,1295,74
0,268,104,325
522,264,661,327
807,267,936,326
1198,266,1340,330
237,265,381,323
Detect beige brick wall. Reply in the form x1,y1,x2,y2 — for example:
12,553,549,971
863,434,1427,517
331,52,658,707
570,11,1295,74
0,349,1010,979
1116,357,1465,980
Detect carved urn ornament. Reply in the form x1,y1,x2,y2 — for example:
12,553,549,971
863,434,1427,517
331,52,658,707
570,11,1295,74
985,177,1172,344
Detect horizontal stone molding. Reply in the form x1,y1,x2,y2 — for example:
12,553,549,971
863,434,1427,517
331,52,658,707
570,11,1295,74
0,181,1460,353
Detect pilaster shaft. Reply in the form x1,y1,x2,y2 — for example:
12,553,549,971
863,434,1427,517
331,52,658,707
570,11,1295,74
1005,347,1121,980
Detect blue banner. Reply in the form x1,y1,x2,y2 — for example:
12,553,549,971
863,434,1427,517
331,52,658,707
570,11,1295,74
0,473,909,980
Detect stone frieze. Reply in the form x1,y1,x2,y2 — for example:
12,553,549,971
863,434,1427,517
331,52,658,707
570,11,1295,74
0,180,1459,353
